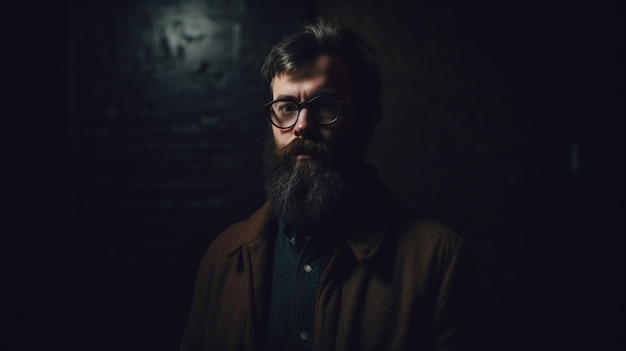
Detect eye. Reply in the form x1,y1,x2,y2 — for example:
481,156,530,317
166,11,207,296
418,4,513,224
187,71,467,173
311,95,340,119
276,101,298,114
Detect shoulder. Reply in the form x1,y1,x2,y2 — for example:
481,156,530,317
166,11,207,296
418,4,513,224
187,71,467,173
391,208,465,261
201,203,273,263
398,213,462,245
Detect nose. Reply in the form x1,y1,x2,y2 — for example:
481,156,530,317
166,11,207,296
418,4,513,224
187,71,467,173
293,108,315,138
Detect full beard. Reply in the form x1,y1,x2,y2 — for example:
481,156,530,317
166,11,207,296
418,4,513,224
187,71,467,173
262,137,359,229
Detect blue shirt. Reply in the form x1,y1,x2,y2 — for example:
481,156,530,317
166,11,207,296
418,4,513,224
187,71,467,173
265,220,330,351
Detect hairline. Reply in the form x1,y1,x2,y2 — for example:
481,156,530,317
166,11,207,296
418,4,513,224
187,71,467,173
268,54,352,92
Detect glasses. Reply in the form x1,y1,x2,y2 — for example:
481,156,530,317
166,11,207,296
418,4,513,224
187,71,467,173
264,94,347,129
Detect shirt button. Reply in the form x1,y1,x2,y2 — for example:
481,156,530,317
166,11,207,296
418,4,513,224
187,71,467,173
303,264,313,273
299,331,309,341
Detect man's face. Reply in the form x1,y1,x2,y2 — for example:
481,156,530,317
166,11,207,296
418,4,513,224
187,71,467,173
270,54,356,159
262,55,362,227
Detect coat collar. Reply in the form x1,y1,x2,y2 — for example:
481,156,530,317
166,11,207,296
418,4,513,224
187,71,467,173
226,207,399,262
224,203,391,262
224,203,273,257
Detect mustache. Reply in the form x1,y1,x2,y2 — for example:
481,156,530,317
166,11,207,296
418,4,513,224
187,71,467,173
277,138,333,160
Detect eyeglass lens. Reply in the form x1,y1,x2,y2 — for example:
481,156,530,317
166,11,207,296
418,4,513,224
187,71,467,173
270,95,340,128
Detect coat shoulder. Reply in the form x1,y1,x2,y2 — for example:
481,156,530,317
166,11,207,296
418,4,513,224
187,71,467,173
205,203,272,256
393,209,465,257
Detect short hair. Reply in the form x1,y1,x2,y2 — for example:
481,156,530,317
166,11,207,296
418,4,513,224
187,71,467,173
261,18,381,109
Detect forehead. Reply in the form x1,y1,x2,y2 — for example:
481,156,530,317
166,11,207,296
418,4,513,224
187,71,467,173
271,55,353,98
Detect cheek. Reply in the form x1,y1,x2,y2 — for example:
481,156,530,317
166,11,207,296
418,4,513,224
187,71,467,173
271,126,291,147
318,128,338,144
324,114,355,144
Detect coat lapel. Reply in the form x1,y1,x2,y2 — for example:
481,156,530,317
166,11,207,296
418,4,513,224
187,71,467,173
228,203,274,350
241,236,271,350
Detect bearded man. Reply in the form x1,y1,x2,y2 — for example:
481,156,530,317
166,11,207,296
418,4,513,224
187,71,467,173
180,18,481,351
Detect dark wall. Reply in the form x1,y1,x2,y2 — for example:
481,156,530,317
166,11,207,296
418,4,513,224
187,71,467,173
5,0,623,350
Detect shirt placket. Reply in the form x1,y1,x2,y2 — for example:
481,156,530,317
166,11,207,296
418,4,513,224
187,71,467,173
292,240,319,351
295,252,319,350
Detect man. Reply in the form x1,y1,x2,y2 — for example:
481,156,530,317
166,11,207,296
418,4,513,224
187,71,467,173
180,18,481,351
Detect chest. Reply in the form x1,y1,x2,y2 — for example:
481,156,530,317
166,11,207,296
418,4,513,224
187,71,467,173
209,248,436,351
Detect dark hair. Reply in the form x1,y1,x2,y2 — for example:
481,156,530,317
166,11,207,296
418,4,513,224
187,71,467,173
261,18,381,109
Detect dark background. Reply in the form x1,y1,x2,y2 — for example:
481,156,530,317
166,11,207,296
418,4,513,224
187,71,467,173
4,0,623,350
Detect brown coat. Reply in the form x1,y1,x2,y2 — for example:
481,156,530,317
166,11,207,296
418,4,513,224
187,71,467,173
180,201,481,351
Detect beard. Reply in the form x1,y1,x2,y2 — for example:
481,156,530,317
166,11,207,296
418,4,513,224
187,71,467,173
261,136,360,228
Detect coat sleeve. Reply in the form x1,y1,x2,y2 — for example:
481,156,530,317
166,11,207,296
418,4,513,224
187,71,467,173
432,242,485,351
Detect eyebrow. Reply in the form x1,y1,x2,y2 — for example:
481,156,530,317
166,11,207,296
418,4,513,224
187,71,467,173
273,89,339,101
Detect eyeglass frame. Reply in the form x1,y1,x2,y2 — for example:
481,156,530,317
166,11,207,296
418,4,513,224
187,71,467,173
263,93,351,129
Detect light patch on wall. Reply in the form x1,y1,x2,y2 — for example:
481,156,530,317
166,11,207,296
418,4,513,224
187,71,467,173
148,0,243,85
